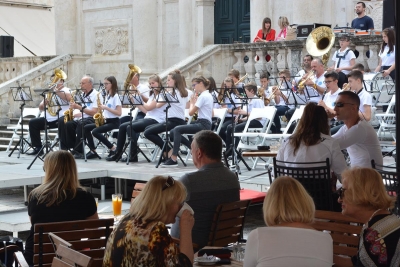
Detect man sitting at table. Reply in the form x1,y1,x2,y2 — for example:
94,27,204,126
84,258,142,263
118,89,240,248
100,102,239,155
171,130,240,250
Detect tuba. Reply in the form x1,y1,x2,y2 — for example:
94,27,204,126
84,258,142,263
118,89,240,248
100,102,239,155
93,92,105,127
306,26,335,67
47,69,67,116
123,64,142,91
64,90,76,123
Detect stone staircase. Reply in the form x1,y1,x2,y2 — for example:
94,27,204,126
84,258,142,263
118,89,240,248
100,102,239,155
0,118,20,151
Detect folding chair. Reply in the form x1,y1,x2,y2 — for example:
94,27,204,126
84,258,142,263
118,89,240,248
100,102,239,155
212,108,228,135
376,95,396,141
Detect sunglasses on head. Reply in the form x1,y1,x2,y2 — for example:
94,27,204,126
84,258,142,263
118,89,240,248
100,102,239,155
162,176,175,191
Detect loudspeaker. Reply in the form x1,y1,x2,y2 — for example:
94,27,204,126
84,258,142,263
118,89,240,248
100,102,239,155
0,36,14,58
382,0,395,30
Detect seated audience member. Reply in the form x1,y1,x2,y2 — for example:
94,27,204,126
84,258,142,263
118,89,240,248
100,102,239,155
253,17,276,42
275,16,290,41
351,1,374,31
24,151,98,265
347,70,372,121
332,91,382,167
318,71,343,134
277,102,347,177
103,176,194,266
225,82,265,155
328,35,356,88
338,168,400,266
171,130,240,250
244,176,333,267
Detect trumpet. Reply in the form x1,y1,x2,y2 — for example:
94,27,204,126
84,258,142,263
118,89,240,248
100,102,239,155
297,71,315,92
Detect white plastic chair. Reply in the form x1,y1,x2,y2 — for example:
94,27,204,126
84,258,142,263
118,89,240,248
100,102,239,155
212,108,228,135
376,95,396,141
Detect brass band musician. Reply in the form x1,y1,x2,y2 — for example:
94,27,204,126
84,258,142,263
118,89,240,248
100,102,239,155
27,72,71,156
299,58,327,103
270,70,291,134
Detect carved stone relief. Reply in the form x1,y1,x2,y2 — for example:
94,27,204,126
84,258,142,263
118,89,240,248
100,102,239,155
95,27,129,55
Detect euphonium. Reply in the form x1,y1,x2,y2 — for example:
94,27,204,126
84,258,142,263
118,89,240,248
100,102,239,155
235,73,248,85
123,64,142,91
94,92,105,127
297,71,315,92
64,90,76,123
47,68,67,116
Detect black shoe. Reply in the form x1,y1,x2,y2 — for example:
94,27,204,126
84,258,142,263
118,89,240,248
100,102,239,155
74,152,84,159
161,158,178,167
106,150,122,161
120,156,138,163
107,150,116,158
26,147,44,156
86,151,100,159
180,150,188,155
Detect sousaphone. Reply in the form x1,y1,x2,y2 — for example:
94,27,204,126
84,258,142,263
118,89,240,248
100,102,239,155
306,26,335,66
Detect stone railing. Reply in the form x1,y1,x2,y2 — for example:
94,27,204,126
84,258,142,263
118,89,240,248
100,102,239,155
0,54,91,124
159,35,382,87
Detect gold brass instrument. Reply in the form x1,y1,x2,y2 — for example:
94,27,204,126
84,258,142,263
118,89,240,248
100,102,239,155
47,69,67,116
235,73,248,85
123,64,142,91
64,90,76,123
297,70,316,92
306,26,335,66
94,92,105,127
342,83,351,91
257,86,268,106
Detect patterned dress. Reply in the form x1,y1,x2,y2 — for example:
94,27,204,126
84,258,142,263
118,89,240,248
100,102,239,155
103,214,192,267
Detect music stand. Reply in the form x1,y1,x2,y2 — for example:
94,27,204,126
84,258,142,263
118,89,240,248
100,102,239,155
27,89,68,169
216,87,251,174
154,86,187,168
72,89,95,162
117,89,150,164
8,85,33,158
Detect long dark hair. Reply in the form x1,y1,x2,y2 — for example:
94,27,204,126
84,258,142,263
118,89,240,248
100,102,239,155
262,17,272,35
380,28,395,54
104,76,118,97
289,103,330,155
168,69,188,97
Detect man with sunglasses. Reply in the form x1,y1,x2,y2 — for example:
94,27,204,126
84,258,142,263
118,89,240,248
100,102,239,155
170,130,240,250
332,91,382,167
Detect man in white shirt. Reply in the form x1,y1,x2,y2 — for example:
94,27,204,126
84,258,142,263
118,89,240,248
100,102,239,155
347,70,372,121
332,91,382,168
318,71,343,134
301,58,326,103
329,35,356,88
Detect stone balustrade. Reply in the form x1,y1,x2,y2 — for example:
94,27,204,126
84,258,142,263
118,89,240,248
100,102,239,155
0,35,382,124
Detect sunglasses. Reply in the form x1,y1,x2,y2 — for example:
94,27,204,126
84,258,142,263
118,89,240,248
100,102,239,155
162,176,175,191
337,187,346,199
334,102,355,108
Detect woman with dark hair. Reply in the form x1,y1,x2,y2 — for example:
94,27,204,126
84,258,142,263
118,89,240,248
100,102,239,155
276,102,347,176
338,168,400,266
83,76,122,159
103,176,194,266
144,70,189,160
253,17,276,42
162,76,214,167
375,28,396,81
24,151,98,265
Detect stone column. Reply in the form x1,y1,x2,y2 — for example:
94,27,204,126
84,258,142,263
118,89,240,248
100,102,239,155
54,0,78,54
179,0,192,60
290,48,302,76
196,0,214,49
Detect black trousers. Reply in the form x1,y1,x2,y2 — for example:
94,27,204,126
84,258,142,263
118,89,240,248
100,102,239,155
116,118,158,152
143,118,186,149
59,117,95,153
84,118,120,150
28,117,59,148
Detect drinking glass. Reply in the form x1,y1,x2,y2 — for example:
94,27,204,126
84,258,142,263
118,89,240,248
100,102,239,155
112,193,122,221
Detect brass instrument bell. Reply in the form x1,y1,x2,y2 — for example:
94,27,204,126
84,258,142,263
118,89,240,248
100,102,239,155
306,26,335,66
123,64,142,91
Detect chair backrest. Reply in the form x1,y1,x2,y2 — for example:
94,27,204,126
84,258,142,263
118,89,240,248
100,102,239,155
120,107,131,118
33,218,114,267
212,108,228,134
273,157,333,211
0,245,21,267
207,200,251,247
51,245,92,267
282,105,305,135
371,159,399,215
242,107,276,133
48,233,73,256
311,210,364,267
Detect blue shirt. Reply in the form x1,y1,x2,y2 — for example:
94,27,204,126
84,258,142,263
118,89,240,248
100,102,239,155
351,16,374,30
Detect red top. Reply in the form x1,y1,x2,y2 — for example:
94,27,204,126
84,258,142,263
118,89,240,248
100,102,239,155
253,29,276,42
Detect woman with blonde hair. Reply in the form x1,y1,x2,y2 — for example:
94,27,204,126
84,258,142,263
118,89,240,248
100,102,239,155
276,16,290,41
103,176,194,266
244,176,333,267
24,151,98,265
338,168,400,266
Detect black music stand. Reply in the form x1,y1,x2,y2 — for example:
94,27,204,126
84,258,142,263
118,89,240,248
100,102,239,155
154,86,187,168
27,89,68,169
117,89,150,164
217,87,251,174
72,89,96,162
8,85,33,158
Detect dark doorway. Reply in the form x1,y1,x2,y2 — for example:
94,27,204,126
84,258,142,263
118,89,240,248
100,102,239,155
214,0,250,44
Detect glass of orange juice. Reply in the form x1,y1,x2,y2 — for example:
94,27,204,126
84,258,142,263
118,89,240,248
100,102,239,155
112,194,122,220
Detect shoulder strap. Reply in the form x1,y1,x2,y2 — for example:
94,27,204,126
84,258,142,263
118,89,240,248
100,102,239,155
336,49,351,68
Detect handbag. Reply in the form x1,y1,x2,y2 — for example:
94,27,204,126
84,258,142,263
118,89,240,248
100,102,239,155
0,236,24,267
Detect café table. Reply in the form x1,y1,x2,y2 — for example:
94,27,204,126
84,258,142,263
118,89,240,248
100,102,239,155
194,246,243,267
